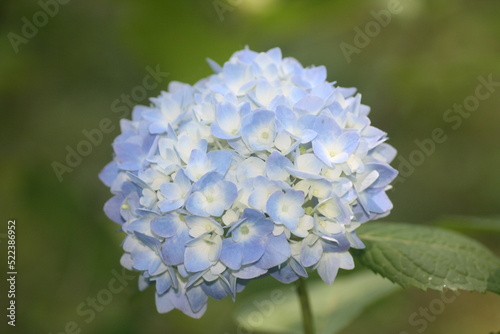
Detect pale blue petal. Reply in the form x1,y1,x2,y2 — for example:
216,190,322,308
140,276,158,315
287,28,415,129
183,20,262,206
155,291,175,314
299,129,317,143
265,152,292,181
301,238,323,267
223,62,251,93
275,105,296,130
241,110,276,151
313,114,342,137
185,192,209,217
213,102,240,137
316,252,340,285
211,122,238,140
336,131,360,157
175,169,192,192
294,95,324,114
206,57,222,73
207,150,233,176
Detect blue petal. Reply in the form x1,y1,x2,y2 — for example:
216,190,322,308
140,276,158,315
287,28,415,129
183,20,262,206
266,190,304,230
220,238,243,270
153,272,172,294
99,161,118,187
364,190,393,213
104,194,125,224
187,172,237,217
201,279,230,300
270,258,306,283
132,250,161,274
321,233,351,252
232,265,267,279
161,228,192,266
255,233,291,269
289,257,308,277
241,239,266,265
113,142,144,170
186,285,208,313
158,197,183,213
364,163,398,189
134,231,161,253
190,171,221,192
151,214,184,238
184,237,222,272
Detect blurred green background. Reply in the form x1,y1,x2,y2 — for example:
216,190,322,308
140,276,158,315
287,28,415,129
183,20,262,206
1,0,499,333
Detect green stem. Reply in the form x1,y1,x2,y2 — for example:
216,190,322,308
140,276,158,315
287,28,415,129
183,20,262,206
296,277,315,334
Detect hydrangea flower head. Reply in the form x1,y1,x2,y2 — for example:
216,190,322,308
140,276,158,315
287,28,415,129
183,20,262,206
100,47,398,318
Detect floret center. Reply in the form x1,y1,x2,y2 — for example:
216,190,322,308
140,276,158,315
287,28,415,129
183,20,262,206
240,225,250,235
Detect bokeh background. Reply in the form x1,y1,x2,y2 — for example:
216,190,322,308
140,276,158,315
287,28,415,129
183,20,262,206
1,0,499,333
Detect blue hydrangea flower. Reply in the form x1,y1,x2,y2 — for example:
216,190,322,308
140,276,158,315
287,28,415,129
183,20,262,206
100,47,398,318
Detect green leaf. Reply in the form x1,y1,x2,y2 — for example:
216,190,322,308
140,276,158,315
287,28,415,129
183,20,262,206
352,222,500,294
433,215,500,234
234,271,399,334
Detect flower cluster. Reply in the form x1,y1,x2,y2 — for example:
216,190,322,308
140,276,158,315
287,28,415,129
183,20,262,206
100,47,398,318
